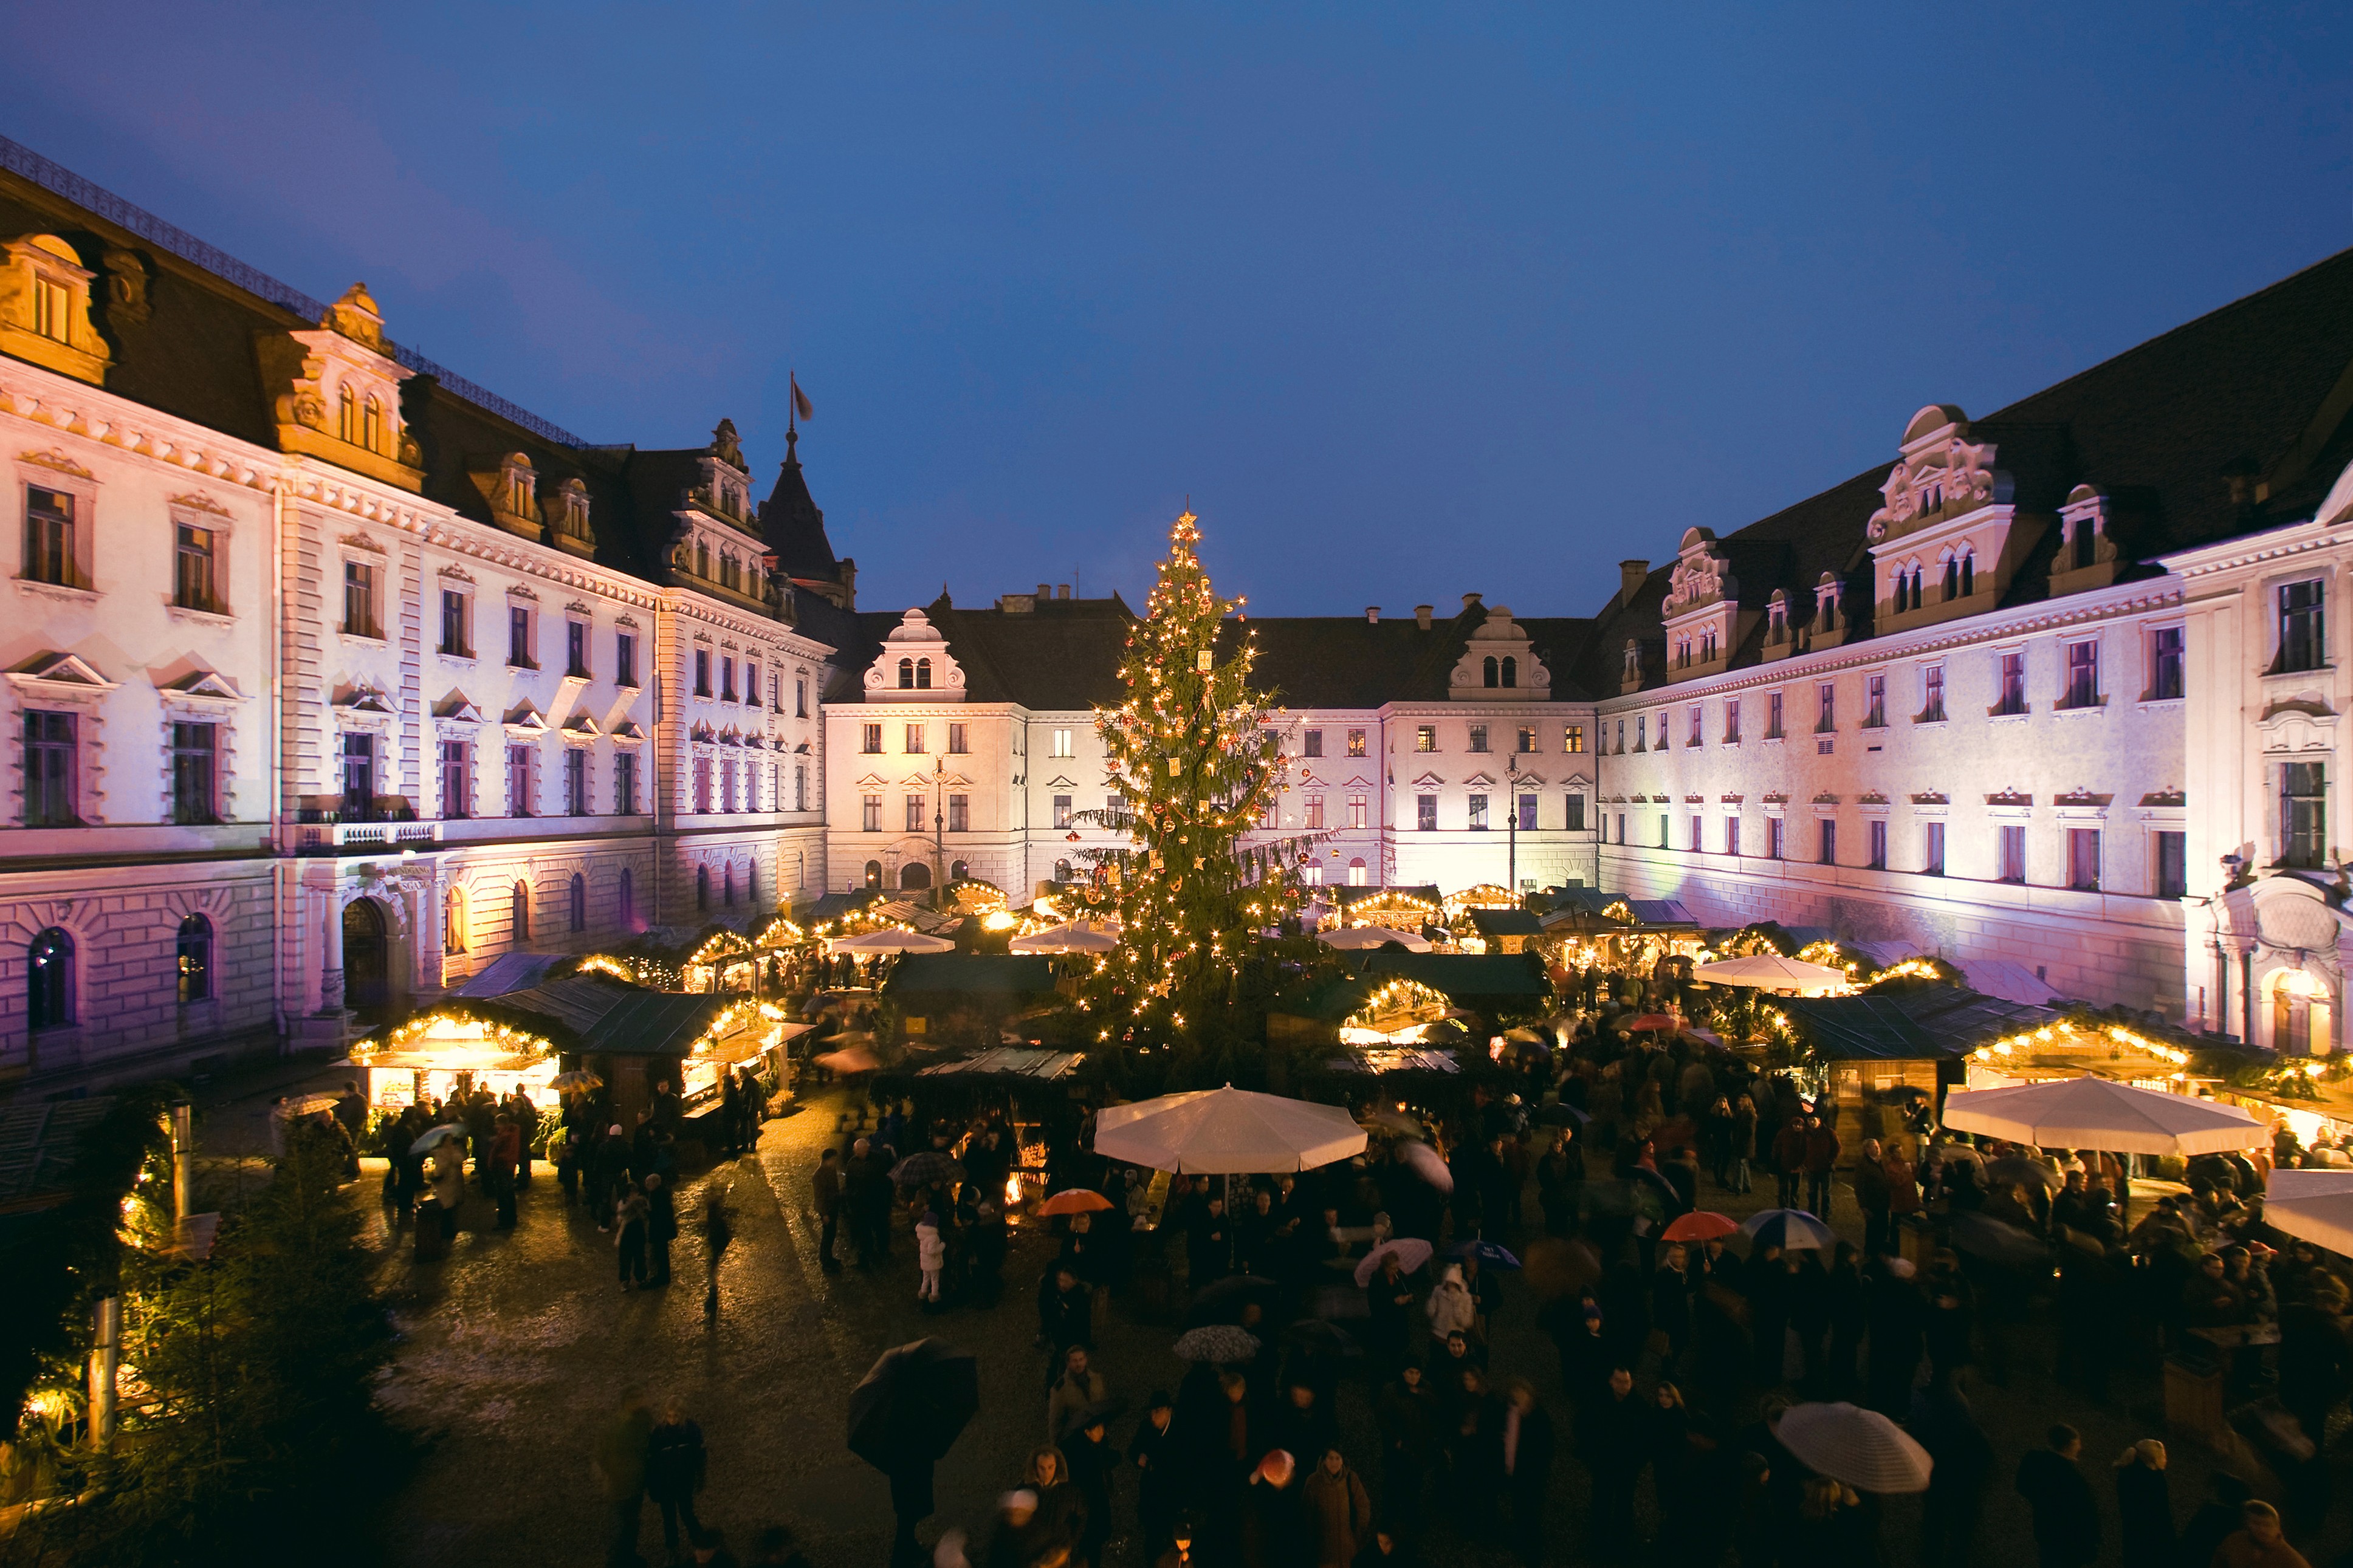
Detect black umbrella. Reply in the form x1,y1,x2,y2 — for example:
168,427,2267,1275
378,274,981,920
1285,1319,1359,1357
1950,1210,2054,1270
890,1151,965,1188
847,1338,980,1470
1186,1274,1280,1325
1536,1101,1590,1129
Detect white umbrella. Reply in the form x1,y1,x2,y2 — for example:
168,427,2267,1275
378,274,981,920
1094,1086,1369,1174
1777,1402,1934,1493
1009,919,1121,954
826,928,956,956
1319,926,1434,953
2263,1169,2353,1255
1353,1238,1435,1287
1941,1076,2267,1155
1690,953,1848,995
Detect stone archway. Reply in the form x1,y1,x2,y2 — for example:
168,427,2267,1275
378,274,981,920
343,897,391,1017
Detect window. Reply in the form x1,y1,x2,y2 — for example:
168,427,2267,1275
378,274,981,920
1688,707,1703,747
174,914,211,1004
1349,793,1368,829
1723,699,1740,744
2067,827,2101,891
562,872,584,934
1513,727,1534,756
691,757,712,813
792,764,805,812
337,385,356,444
1998,823,2027,883
2063,640,2099,708
340,733,375,814
439,740,470,819
1417,725,1437,753
1867,818,1888,869
2278,580,2326,673
343,561,377,637
170,722,217,824
794,676,808,716
2155,830,2186,897
2283,761,2327,868
566,621,589,679
721,656,737,702
1818,819,1837,866
724,865,737,906
861,724,882,753
1658,813,1669,849
173,524,218,612
511,881,531,946
1468,794,1489,830
1766,692,1784,739
1942,551,1974,600
1417,794,1438,831
1920,664,1945,722
1520,793,1539,832
1923,821,1946,876
1633,716,1646,751
1689,815,1703,851
1815,682,1836,733
904,793,924,832
1767,817,1784,860
508,604,534,667
616,632,638,688
861,793,882,832
1468,725,1489,754
444,886,469,954
904,723,926,754
362,396,382,454
1052,794,1073,830
1482,656,1499,688
2149,628,2184,700
744,662,760,704
1305,795,1325,830
1995,651,2027,716
1564,725,1584,755
564,749,588,816
28,928,73,1030
1303,729,1324,758
1864,675,1886,728
616,753,638,815
947,793,969,833
1613,720,1626,754
30,274,68,341
1615,813,1626,844
24,486,75,587
694,650,712,696
1051,728,1073,758
506,744,532,816
1565,793,1586,832
1725,815,1740,857
438,591,469,657
947,722,968,754
1341,728,1365,758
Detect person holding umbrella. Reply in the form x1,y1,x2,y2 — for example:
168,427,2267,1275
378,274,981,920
1127,1391,1182,1559
1062,1415,1119,1568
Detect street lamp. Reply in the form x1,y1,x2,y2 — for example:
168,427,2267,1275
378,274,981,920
930,755,946,910
1506,751,1519,900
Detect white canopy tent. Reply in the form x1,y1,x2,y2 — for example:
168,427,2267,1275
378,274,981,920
2263,1168,2353,1255
825,928,957,956
1941,1075,2268,1155
1690,953,1849,995
1094,1086,1369,1174
1009,919,1121,954
1318,926,1434,953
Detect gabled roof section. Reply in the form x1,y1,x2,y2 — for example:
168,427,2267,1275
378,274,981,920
761,427,840,583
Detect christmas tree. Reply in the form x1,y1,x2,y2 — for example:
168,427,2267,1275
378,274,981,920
1070,510,1323,1067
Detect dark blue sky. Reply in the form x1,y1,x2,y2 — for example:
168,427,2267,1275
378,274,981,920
8,5,2350,617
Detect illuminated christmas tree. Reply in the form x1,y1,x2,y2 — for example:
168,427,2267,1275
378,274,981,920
1071,510,1322,1067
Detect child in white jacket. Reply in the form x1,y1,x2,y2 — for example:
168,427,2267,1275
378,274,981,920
916,1210,946,1305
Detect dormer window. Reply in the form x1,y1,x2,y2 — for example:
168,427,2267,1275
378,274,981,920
544,478,593,546
31,275,67,341
362,395,382,454
509,470,532,518
338,385,357,443
1768,598,1787,642
1918,481,1943,515
2,235,112,385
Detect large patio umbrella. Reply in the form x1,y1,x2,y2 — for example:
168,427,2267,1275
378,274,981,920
1093,1086,1368,1174
1940,1076,2267,1155
1319,926,1434,953
1691,953,1848,995
827,928,956,956
1776,1402,1934,1493
1009,919,1121,954
2263,1169,2353,1255
848,1338,980,1469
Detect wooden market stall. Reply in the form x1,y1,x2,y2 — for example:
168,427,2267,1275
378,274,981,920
881,953,1061,1050
1774,993,1968,1165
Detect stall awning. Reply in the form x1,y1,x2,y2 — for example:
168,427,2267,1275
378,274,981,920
489,977,735,1056
883,955,1059,996
1880,986,2058,1052
455,952,568,998
915,1047,1082,1080
1776,995,1965,1061
1356,951,1548,1001
1323,1048,1463,1075
1469,910,1542,939
801,890,882,924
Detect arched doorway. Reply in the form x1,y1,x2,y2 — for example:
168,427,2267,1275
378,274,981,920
2270,968,2332,1056
899,861,933,892
343,898,390,1016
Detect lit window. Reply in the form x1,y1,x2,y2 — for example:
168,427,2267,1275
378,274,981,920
1052,728,1074,758
1347,729,1367,757
1417,794,1437,831
343,561,377,638
1564,725,1583,755
2149,628,2184,700
905,723,926,754
1417,725,1436,753
24,487,76,589
174,524,218,612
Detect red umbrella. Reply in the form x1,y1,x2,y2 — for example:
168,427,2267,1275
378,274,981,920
1037,1188,1114,1216
1623,1013,1680,1032
1661,1210,1739,1243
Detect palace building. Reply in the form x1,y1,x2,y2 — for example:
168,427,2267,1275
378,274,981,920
4,132,2353,1091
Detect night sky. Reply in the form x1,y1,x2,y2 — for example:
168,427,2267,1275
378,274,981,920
8,4,2350,618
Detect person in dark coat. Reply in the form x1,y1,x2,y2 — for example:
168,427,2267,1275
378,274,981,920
1499,1380,1554,1567
1364,1253,1416,1372
2014,1423,2100,1568
646,1395,709,1561
1909,1369,1994,1568
1039,1265,1093,1360
1579,1367,1647,1561
1375,1361,1434,1530
1241,1447,1308,1568
1062,1416,1118,1568
2112,1439,2176,1568
1651,1244,1694,1362
1863,1255,1926,1413
1128,1392,1183,1559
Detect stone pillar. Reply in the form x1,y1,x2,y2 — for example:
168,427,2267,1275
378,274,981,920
317,883,346,1014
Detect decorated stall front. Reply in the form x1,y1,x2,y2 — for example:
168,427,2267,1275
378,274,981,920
348,1006,562,1112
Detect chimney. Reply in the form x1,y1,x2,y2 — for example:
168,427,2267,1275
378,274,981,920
1462,592,1483,613
1414,604,1434,631
1056,584,1070,600
1619,559,1651,608
1365,606,1380,624
1037,583,1051,600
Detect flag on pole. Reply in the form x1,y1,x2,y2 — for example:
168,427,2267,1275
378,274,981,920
791,374,813,423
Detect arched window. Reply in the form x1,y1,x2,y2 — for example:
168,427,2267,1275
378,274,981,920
444,885,468,954
899,861,932,891
1347,857,1368,886
915,658,932,690
1482,656,1499,688
617,868,635,931
1959,552,1974,597
569,872,586,933
29,928,72,1030
337,384,356,443
724,864,737,906
696,864,710,911
1501,656,1518,688
362,394,382,454
176,914,212,1004
1054,859,1073,883
950,859,969,882
863,860,882,891
746,866,759,908
898,657,915,688
510,882,531,946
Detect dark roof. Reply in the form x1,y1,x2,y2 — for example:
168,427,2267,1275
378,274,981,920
455,952,568,998
761,428,840,582
490,976,733,1056
1876,984,2058,1050
884,954,1059,996
915,1047,1082,1080
1469,910,1543,937
1574,244,2353,695
1624,899,1700,927
1356,951,1549,999
0,1098,115,1210
1237,604,1595,707
800,889,881,923
1776,995,1963,1061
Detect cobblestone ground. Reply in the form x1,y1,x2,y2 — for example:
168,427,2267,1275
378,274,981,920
199,1069,2350,1568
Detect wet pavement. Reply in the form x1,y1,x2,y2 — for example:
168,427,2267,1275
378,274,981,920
189,1073,2352,1568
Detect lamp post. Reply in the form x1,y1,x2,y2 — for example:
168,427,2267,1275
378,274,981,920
1506,751,1519,901
930,755,946,910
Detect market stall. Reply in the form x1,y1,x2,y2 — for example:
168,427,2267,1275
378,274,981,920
346,1009,558,1112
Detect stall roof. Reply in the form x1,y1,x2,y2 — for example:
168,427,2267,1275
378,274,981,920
883,954,1059,996
490,976,735,1056
1356,951,1548,999
0,1098,114,1211
1775,995,1966,1061
1880,985,2059,1051
800,889,881,924
1335,884,1444,909
916,1047,1082,1080
1323,1047,1463,1075
1469,910,1543,938
456,952,568,998
1623,899,1699,927
1953,957,2067,1007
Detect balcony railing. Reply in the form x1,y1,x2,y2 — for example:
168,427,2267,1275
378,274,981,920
292,803,437,855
